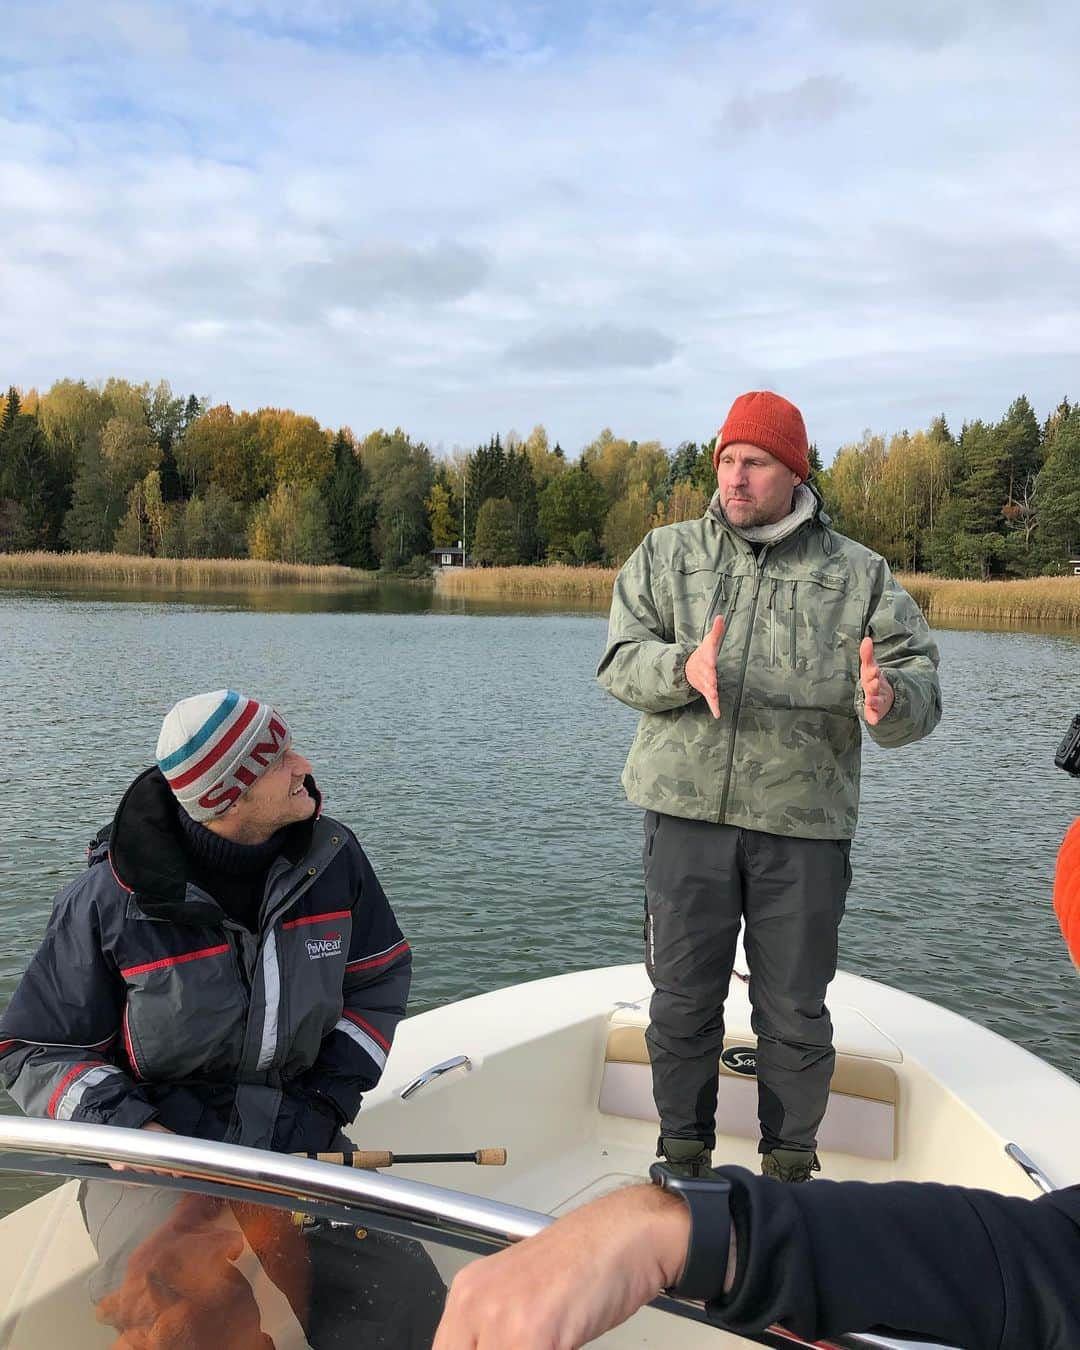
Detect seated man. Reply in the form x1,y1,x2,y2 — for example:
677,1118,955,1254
0,689,442,1346
0,688,409,1151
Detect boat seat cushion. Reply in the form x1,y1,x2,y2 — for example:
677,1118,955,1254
600,1026,898,1160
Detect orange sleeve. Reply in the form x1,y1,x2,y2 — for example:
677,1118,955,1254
1053,817,1080,967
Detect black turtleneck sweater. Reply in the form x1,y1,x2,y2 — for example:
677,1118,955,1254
177,810,284,932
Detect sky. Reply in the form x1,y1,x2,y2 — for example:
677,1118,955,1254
3,0,1080,461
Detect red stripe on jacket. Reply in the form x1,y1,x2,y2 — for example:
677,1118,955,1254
345,940,410,973
47,1061,104,1119
342,1011,390,1051
121,944,231,978
122,1005,143,1080
282,909,352,930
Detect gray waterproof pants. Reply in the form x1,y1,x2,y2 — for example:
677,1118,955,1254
642,810,851,1153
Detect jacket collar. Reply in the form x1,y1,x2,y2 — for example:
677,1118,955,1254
707,480,830,548
105,766,324,918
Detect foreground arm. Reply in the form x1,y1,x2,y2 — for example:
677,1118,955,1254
299,841,412,1124
434,1170,1080,1350
717,1169,1080,1349
434,1183,692,1350
0,879,159,1128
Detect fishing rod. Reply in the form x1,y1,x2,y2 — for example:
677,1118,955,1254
297,1147,507,1168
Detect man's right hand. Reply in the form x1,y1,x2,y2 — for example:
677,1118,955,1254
433,1184,691,1350
685,616,725,718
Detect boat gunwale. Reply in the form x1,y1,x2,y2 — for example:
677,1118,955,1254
0,1116,955,1350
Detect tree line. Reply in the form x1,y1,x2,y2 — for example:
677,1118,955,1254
0,380,1077,577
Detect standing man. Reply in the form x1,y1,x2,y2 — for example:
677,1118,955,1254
597,391,941,1183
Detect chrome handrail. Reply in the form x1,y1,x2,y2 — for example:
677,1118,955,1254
0,1118,953,1350
400,1053,472,1099
1005,1141,1055,1194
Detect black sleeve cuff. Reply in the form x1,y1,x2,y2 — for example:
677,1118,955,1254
649,1163,732,1301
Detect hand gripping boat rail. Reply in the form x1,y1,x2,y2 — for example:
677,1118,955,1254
0,1117,956,1350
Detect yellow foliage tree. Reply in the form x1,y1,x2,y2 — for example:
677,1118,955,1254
426,482,457,547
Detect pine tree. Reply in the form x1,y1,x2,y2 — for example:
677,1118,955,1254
997,394,1042,507
1,387,21,436
472,497,518,565
464,435,509,549
326,431,374,568
504,447,539,561
0,412,58,546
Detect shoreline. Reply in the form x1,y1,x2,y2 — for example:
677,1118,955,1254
0,551,377,590
436,565,1080,626
2,554,1078,626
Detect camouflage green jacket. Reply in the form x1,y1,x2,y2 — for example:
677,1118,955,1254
596,491,941,839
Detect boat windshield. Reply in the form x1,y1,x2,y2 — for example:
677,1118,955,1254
0,1118,954,1350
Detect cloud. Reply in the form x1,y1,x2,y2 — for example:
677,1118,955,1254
505,324,677,371
716,75,861,137
2,0,1080,456
802,0,1050,50
294,242,491,313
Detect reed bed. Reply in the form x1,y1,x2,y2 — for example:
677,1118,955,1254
896,573,1080,625
0,551,375,590
437,564,618,600
439,564,1080,624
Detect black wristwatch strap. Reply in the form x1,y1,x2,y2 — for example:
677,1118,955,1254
649,1162,732,1301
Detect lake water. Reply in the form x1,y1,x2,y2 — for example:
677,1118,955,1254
0,582,1078,1210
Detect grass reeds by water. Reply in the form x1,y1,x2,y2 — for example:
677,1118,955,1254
437,563,619,601
0,551,375,589
438,564,1080,624
2,553,1076,623
896,573,1080,625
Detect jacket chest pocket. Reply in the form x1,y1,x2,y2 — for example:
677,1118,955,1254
123,943,248,1081
670,558,740,646
761,570,858,703
277,912,354,1074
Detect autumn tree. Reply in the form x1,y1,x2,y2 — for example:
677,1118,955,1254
522,425,567,490
426,481,457,548
360,428,435,569
602,484,653,565
248,484,332,564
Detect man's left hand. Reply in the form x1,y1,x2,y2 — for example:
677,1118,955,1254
859,637,895,725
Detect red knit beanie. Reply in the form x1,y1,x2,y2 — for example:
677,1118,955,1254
1054,817,1080,968
713,391,810,481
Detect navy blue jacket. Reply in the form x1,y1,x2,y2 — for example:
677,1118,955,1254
710,1167,1080,1349
0,768,411,1153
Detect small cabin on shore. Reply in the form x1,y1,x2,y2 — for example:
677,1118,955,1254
430,544,467,568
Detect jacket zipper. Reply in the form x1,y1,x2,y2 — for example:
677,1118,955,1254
717,547,769,823
239,866,327,1077
228,928,252,995
789,581,798,668
767,579,778,665
703,573,728,638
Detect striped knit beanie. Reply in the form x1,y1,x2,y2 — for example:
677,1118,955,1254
156,690,292,822
1054,817,1080,969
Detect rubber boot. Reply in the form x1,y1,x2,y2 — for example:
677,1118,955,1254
659,1137,714,1178
760,1147,821,1183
